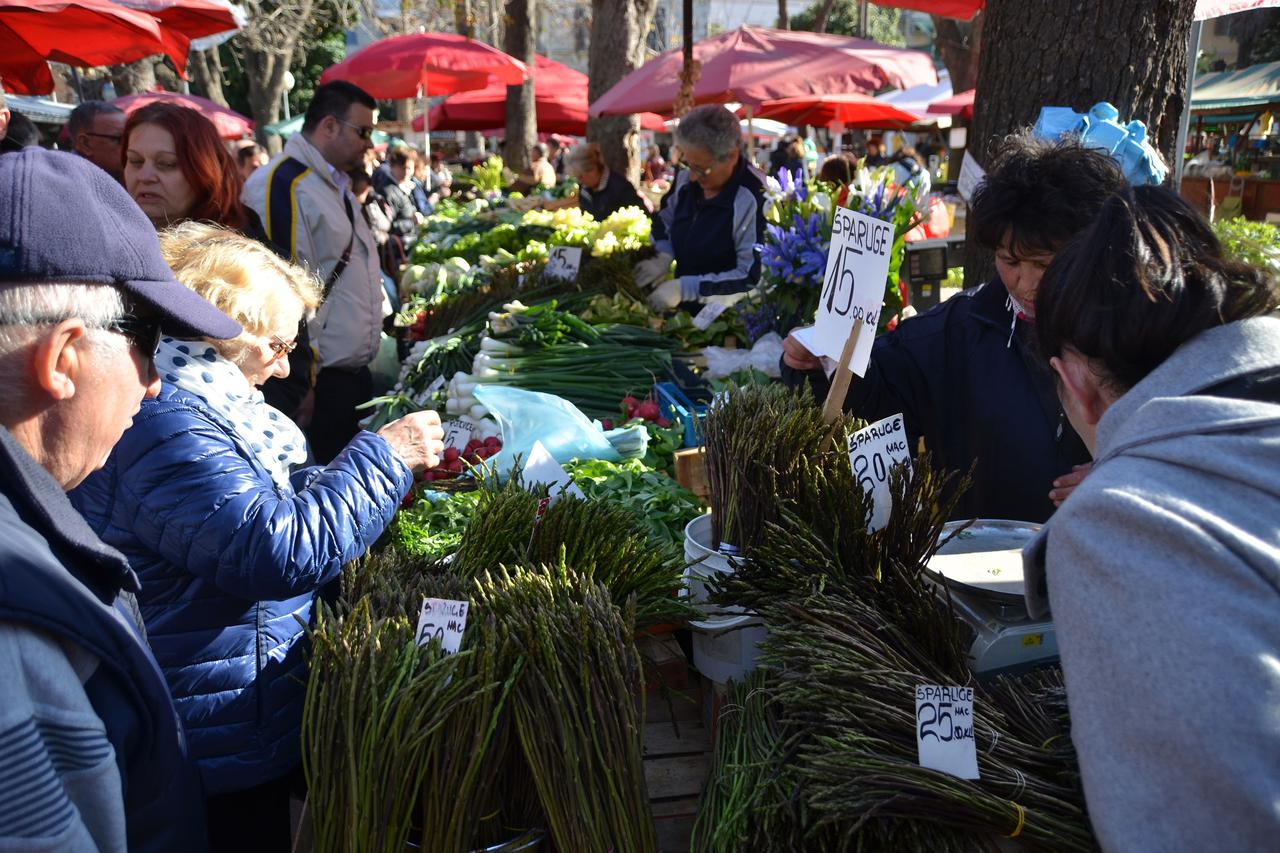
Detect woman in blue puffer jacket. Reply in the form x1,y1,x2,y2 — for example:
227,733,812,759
72,223,445,853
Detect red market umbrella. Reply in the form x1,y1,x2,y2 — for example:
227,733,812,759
753,93,923,129
868,0,982,19
1194,0,1280,17
113,0,242,77
413,54,665,135
928,89,974,120
590,26,937,118
320,32,528,100
113,89,253,139
0,0,164,95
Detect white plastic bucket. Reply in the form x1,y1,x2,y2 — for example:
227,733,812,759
683,514,767,684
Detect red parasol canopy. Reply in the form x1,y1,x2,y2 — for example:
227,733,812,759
1194,0,1280,17
112,89,253,139
752,93,923,129
412,54,665,135
113,0,242,77
320,32,528,100
0,0,165,95
589,26,937,118
928,89,974,120
868,0,982,19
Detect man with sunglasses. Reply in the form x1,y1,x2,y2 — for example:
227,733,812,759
0,148,241,852
244,80,390,464
69,101,127,183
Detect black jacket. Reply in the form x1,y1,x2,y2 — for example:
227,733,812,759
378,182,419,245
579,168,644,221
782,280,1090,522
0,427,208,852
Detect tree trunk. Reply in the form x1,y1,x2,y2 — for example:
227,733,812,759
586,0,658,182
188,48,228,108
244,45,294,151
963,0,1196,285
110,58,158,96
933,13,982,92
503,0,537,172
811,0,840,34
777,0,788,29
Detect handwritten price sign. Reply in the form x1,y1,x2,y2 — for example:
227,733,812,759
415,598,469,654
847,414,912,533
812,206,894,376
544,246,583,282
916,685,980,779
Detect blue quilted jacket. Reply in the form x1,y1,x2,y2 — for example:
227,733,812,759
71,384,412,794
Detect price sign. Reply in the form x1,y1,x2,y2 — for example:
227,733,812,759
522,440,584,503
416,598,469,654
916,685,979,779
442,418,474,453
812,206,894,377
957,150,986,203
692,301,729,331
544,246,583,282
847,414,912,533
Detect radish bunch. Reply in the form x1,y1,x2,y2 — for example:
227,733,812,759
420,436,504,483
601,395,672,432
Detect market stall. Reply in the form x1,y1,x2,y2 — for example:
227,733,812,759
1180,59,1280,221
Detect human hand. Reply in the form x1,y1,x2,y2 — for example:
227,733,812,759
377,410,445,473
633,252,674,290
782,333,823,372
1049,463,1092,507
647,278,683,312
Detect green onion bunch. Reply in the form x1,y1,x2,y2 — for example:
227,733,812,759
701,383,861,555
471,564,656,853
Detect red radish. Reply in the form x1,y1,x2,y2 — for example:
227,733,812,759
636,400,661,421
443,459,462,474
601,418,614,430
656,416,673,429
443,447,459,463
621,395,639,409
484,436,501,448
465,438,482,452
401,492,416,508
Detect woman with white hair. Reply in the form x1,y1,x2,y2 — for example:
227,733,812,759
563,142,645,221
71,223,445,851
634,104,767,312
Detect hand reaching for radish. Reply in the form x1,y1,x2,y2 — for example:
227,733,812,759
378,410,446,474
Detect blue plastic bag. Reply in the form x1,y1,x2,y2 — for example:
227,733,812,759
473,385,620,477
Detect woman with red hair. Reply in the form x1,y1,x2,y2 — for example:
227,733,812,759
123,103,248,230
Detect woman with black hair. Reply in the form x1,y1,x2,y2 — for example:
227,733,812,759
1024,185,1280,851
782,133,1127,522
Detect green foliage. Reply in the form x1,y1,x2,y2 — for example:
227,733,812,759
790,3,904,46
1213,216,1280,277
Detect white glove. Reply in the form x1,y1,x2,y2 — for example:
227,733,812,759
633,252,674,290
647,278,683,312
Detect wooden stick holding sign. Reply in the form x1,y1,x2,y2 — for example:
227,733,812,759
821,317,864,425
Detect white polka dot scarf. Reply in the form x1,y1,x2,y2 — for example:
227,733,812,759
156,337,309,488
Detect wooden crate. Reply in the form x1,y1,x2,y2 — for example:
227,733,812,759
640,640,712,853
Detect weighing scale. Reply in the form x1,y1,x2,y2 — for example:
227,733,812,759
924,520,1059,678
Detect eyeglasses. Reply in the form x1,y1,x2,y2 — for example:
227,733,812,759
83,132,123,144
680,155,725,179
269,335,297,358
333,117,375,140
108,315,164,359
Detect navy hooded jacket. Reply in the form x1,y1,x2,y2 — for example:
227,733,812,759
72,384,412,794
651,155,768,301
0,427,209,852
782,279,1090,522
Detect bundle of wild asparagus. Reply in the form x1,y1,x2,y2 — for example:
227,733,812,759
449,476,692,628
471,564,656,853
701,383,861,555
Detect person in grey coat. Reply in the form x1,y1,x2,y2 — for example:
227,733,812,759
1024,184,1280,851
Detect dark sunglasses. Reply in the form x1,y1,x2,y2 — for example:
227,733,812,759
334,117,375,140
109,315,164,359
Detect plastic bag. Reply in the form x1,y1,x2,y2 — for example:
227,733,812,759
703,332,785,379
473,385,620,477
